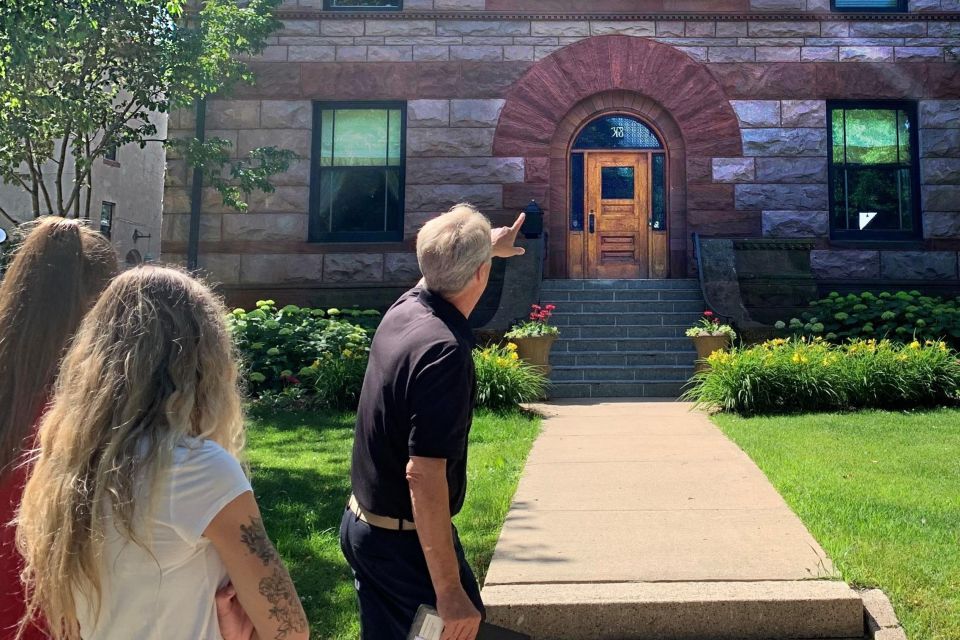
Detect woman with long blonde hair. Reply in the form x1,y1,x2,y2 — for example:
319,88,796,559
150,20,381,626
16,266,309,640
0,218,118,640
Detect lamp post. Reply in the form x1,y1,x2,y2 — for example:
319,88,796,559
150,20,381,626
521,199,543,239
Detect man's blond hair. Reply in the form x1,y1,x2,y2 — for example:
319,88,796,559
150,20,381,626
416,203,492,294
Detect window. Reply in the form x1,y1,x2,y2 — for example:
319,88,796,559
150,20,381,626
830,0,906,11
323,0,401,10
100,202,114,238
310,102,405,242
828,102,920,241
104,144,117,162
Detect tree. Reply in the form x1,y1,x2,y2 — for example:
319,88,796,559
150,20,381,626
0,0,295,225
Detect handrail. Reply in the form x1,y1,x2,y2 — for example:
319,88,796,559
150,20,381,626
691,232,734,326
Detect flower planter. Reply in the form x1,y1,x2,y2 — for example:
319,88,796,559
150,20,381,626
512,335,557,376
691,335,731,373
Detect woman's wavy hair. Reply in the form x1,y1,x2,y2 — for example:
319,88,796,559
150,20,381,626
16,266,245,640
0,217,117,474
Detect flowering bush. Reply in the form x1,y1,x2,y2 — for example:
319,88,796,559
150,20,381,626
505,303,560,339
775,290,960,347
227,300,378,409
473,342,548,409
685,310,737,340
683,337,960,415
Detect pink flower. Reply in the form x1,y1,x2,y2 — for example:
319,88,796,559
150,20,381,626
545,304,556,311
703,310,714,317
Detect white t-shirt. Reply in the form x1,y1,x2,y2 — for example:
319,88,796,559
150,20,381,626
75,438,252,640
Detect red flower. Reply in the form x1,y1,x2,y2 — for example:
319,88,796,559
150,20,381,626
703,310,714,317
532,304,541,311
545,304,556,311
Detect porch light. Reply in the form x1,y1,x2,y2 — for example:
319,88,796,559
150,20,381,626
521,199,544,239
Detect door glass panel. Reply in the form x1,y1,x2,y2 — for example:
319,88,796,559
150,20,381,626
601,166,634,200
570,153,584,231
651,154,666,230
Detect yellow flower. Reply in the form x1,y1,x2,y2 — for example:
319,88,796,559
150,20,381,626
497,357,509,366
940,343,948,352
896,354,908,362
925,340,934,346
343,349,353,358
510,352,519,360
792,353,809,364
909,340,921,350
506,342,518,351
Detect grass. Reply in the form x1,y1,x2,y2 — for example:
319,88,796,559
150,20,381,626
244,408,541,640
713,409,960,640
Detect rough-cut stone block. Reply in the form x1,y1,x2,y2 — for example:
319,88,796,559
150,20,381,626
161,212,222,242
922,158,960,185
534,45,563,61
735,184,828,210
801,47,839,61
751,0,804,9
437,20,530,36
201,187,243,214
756,157,827,183
246,187,309,214
407,184,502,212
946,46,960,63
811,250,880,279
323,253,384,283
266,159,310,187
450,46,502,62
716,22,748,38
920,129,960,158
910,0,942,10
197,254,242,286
365,20,435,37
756,47,801,62
414,45,449,61
336,45,368,61
839,47,894,62
280,20,319,36
677,47,709,63
207,100,260,129
896,47,944,62
850,21,927,38
712,158,756,183
450,99,506,127
589,21,656,37
503,45,534,61
384,252,422,282
221,213,308,241
408,100,450,127
748,21,821,38
921,101,960,128
408,128,495,156
260,100,312,129
928,22,960,38
781,100,826,128
923,211,960,238
241,254,323,285
434,0,484,8
367,46,412,62
163,187,191,214
923,185,960,211
708,47,756,63
762,210,828,238
685,21,716,37
657,21,686,37
742,128,829,157
321,20,364,36
821,22,849,38
731,100,781,128
407,157,523,184
881,251,957,280
288,45,336,62
532,21,590,37
806,0,831,10
237,129,310,158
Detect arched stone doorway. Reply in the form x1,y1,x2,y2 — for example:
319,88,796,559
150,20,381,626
493,35,743,278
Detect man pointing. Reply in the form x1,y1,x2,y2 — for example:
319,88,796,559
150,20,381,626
340,203,526,640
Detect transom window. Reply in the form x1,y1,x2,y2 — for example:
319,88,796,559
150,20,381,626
570,114,666,232
828,102,920,241
309,102,405,243
831,0,906,11
323,0,401,10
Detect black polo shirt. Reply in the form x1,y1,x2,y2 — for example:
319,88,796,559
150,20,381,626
350,287,477,522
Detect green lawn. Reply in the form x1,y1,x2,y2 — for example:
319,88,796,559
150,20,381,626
713,409,960,640
244,408,541,640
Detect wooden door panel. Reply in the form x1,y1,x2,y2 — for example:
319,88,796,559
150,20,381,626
586,152,649,279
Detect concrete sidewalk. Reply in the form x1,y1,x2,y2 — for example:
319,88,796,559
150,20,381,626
480,400,864,640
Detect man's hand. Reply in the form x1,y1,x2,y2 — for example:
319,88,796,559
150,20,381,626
491,212,526,258
215,582,255,640
437,585,482,640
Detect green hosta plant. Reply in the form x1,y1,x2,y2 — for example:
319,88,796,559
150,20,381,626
505,304,560,339
473,343,548,409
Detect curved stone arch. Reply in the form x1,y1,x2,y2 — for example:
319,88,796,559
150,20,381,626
493,35,743,277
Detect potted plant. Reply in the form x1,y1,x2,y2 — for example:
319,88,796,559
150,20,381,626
505,303,560,374
686,310,736,373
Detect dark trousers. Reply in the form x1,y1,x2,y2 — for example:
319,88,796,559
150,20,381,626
339,507,485,640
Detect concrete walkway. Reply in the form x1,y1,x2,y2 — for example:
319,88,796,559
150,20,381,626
481,400,864,640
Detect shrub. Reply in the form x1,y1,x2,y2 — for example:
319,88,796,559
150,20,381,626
473,343,548,409
776,291,960,346
227,300,378,408
684,337,960,415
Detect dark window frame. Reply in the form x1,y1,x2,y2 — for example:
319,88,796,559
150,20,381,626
100,201,115,239
308,101,407,243
830,0,907,12
827,100,921,242
322,0,402,11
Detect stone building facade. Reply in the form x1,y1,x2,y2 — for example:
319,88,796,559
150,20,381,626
161,0,960,317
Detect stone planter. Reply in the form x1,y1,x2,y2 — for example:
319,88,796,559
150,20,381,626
512,335,557,376
691,334,731,374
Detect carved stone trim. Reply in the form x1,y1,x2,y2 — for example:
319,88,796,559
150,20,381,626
734,239,816,251
276,10,960,20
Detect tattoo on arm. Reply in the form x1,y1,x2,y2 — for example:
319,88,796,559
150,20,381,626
239,516,308,639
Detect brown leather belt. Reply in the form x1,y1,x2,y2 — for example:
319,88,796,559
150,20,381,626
348,494,417,531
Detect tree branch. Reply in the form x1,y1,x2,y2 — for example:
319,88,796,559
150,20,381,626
0,202,19,226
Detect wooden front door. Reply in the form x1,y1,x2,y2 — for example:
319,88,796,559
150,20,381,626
585,152,649,279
